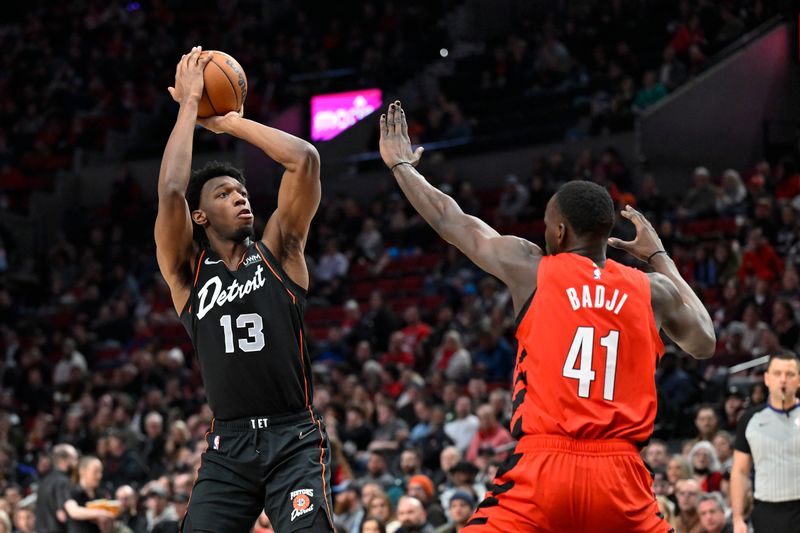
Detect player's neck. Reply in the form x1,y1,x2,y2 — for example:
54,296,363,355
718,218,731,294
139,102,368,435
208,235,251,268
563,241,606,267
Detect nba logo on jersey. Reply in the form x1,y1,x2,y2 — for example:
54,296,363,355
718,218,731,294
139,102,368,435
213,435,220,450
593,267,601,280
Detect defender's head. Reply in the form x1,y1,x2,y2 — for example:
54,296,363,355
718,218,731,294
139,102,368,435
186,161,253,245
544,181,615,255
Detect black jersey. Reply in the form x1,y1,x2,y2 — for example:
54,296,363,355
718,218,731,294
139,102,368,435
180,241,312,420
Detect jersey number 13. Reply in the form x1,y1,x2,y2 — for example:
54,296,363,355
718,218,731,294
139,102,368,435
219,313,265,353
562,326,620,401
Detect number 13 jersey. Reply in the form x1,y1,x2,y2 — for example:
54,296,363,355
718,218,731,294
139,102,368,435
512,253,664,443
180,241,312,420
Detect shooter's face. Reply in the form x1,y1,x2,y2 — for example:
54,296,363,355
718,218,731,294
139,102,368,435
195,176,254,242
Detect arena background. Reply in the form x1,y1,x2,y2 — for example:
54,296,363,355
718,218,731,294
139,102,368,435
1,1,799,532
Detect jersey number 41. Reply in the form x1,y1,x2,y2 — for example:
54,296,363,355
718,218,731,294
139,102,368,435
562,326,620,401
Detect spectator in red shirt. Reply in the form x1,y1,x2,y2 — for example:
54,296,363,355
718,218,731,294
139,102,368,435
401,306,432,355
774,157,800,200
670,14,705,54
381,331,415,368
687,441,723,493
738,228,784,283
465,405,514,463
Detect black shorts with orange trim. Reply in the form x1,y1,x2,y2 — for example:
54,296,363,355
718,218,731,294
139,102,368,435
463,435,673,533
181,410,334,533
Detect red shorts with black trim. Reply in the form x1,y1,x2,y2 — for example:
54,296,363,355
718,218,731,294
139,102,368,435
462,435,673,533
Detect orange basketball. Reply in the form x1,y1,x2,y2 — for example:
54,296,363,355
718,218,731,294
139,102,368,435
197,51,248,119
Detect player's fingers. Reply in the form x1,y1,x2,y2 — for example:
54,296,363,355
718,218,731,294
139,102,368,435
393,100,402,134
387,104,396,135
607,237,633,250
167,87,176,100
185,47,200,67
413,146,424,165
199,50,213,67
629,205,655,229
621,206,643,230
379,114,388,137
399,104,409,138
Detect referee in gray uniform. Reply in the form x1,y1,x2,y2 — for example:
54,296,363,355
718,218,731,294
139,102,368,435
731,351,800,533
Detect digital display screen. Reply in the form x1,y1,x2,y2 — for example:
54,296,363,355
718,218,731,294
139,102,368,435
310,88,382,141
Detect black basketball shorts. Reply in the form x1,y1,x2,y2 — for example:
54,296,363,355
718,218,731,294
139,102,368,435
751,499,800,533
180,410,334,533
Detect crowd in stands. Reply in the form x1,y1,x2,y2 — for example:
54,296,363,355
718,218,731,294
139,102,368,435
0,0,453,212
0,1,783,213
1,136,799,531
407,0,776,148
0,1,797,532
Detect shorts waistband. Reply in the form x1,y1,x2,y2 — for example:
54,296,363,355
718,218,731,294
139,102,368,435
213,409,316,430
754,499,800,508
516,434,638,455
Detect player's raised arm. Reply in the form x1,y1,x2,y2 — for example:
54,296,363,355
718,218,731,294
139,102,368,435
609,205,716,358
379,101,541,312
197,113,320,289
155,47,214,313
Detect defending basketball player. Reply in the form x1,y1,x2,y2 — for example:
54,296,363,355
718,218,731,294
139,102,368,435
379,101,716,532
155,47,334,532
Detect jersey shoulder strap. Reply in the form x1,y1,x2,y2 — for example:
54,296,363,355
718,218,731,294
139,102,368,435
254,241,307,302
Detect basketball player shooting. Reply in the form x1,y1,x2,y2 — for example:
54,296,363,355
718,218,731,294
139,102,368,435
379,101,716,532
155,47,334,533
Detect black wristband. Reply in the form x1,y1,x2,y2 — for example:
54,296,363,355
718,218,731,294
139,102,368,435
646,250,667,264
390,161,413,174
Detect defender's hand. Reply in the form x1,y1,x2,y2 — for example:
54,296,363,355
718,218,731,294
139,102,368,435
379,100,424,169
607,205,665,262
168,47,213,105
197,106,244,134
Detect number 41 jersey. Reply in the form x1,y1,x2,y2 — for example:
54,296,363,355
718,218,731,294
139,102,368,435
180,241,312,420
512,253,664,443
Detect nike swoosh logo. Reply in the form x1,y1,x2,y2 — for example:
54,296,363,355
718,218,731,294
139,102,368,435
204,258,223,265
299,428,317,440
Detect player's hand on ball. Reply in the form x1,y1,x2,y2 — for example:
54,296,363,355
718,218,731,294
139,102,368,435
607,205,666,262
379,100,424,170
197,105,244,134
168,46,214,105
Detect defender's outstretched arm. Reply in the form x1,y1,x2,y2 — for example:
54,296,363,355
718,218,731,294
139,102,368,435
379,101,540,311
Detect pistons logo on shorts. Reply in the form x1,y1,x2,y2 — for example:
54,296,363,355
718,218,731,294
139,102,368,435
289,489,314,522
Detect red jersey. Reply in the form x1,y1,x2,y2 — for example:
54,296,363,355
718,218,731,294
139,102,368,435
511,253,664,443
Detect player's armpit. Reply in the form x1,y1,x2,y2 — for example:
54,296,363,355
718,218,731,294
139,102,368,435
649,272,715,358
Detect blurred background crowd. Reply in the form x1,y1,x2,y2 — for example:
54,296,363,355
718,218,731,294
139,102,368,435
0,1,798,533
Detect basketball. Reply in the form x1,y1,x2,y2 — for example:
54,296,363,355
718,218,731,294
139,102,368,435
196,50,248,118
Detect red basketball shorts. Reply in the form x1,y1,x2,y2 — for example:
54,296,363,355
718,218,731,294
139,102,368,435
462,435,673,533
